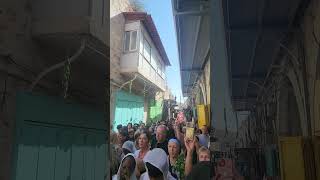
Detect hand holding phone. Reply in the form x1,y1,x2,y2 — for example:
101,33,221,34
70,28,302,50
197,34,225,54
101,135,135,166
186,127,194,140
184,136,195,152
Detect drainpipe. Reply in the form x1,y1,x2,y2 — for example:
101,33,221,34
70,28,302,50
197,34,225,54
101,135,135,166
29,39,86,91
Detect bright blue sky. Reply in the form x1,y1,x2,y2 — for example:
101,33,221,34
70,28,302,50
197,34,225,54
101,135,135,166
140,0,186,103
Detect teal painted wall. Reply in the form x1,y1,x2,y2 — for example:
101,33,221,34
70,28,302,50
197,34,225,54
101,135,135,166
15,92,106,129
113,90,144,130
12,92,107,180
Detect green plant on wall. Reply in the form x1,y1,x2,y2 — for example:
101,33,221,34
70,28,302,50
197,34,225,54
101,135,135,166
148,99,163,124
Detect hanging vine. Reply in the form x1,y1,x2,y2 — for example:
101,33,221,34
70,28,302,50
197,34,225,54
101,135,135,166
62,58,71,99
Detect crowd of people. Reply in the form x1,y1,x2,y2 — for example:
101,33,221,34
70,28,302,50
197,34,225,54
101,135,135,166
110,119,214,180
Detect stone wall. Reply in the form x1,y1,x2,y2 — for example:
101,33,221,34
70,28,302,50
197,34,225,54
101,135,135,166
110,0,128,126
236,0,320,147
110,0,134,18
0,2,50,179
302,0,320,136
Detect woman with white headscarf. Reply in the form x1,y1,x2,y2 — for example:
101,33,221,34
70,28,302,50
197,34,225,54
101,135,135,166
167,139,183,179
112,153,137,180
140,148,176,180
122,141,137,155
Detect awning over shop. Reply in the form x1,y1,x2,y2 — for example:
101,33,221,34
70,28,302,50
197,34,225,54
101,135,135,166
172,0,210,97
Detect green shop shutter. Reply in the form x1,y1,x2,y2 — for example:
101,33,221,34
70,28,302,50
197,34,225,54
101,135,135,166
114,90,144,130
12,92,107,180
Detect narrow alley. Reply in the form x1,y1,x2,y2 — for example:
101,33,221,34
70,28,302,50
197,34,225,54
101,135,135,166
173,0,320,179
0,0,320,180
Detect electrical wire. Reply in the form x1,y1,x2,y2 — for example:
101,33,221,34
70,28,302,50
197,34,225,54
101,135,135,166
85,44,108,59
118,74,137,91
1,48,102,105
4,55,37,75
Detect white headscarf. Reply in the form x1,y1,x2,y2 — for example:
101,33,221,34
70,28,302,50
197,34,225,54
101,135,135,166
140,148,176,180
122,141,137,153
112,153,137,180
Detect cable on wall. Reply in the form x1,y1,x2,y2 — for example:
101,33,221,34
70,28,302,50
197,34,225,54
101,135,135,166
29,39,86,91
118,74,137,91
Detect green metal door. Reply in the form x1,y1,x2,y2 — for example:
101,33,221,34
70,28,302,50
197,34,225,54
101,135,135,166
12,92,107,180
114,90,144,130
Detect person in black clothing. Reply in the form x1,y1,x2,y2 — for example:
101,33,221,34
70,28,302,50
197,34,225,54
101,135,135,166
116,124,122,132
185,161,214,180
128,128,135,141
127,123,133,130
185,138,213,179
118,126,129,147
167,122,176,140
152,125,169,155
149,126,157,149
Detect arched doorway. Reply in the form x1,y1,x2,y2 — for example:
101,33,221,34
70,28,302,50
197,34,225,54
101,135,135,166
278,77,302,136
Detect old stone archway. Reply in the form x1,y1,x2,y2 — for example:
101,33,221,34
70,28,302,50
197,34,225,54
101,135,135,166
277,77,303,136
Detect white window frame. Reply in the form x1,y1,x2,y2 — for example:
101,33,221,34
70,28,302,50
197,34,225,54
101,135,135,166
143,38,151,62
124,30,138,52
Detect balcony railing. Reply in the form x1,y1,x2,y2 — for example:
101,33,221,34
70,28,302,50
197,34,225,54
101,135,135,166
138,53,166,91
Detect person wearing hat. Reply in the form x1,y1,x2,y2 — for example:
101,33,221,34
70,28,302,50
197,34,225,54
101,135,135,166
140,148,177,180
112,153,137,180
122,141,137,156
